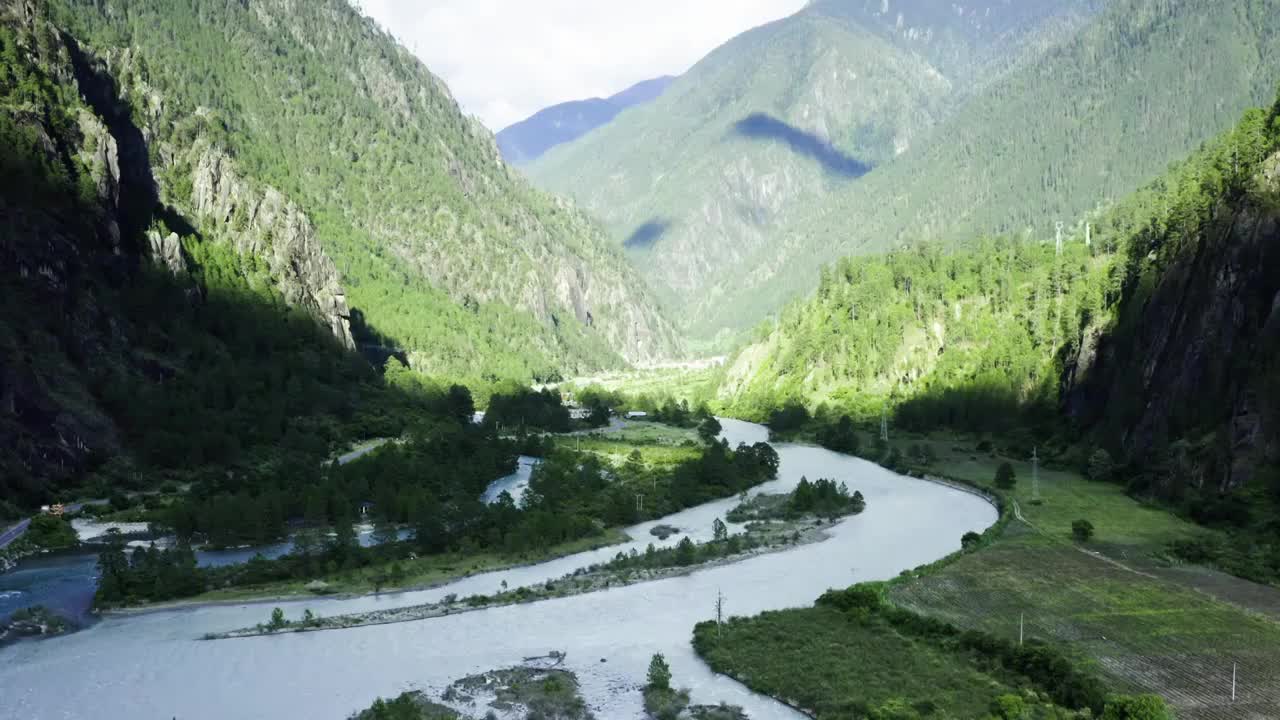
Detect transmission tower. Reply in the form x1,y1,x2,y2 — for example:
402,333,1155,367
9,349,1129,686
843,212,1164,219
1085,222,1092,248
1054,221,1065,256
880,410,889,443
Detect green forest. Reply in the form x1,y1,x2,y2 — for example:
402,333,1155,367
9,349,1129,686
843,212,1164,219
721,89,1280,582
94,433,779,607
47,0,678,386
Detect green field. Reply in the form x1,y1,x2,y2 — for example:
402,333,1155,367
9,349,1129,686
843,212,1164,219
895,434,1280,719
698,430,1280,720
695,607,1052,719
572,423,703,468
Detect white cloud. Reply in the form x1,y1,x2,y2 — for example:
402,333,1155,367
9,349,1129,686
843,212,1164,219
356,0,807,131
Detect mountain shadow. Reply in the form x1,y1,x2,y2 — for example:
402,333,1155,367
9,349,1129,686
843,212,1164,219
624,219,672,249
731,113,871,178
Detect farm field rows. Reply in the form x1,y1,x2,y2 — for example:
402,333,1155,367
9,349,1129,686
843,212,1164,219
884,434,1280,720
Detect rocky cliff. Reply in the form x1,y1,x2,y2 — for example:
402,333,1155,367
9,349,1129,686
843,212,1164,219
0,2,357,506
54,0,682,374
1064,152,1280,497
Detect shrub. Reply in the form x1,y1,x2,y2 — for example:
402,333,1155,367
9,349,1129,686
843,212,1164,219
1101,694,1171,720
646,653,672,691
991,693,1026,719
817,584,883,613
1072,519,1095,542
1087,449,1115,482
995,462,1017,490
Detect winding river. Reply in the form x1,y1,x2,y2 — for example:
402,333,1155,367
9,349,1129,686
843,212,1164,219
0,420,996,719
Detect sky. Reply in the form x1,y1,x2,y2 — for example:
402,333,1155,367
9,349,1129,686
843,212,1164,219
356,0,808,131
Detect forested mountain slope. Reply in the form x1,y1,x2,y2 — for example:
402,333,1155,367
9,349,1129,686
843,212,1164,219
0,1,454,511
50,0,681,384
532,0,1280,345
718,92,1280,552
527,0,1100,341
496,76,674,166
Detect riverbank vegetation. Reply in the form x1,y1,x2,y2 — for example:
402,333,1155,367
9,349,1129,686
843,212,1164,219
96,428,779,608
726,478,864,523
0,605,72,646
350,666,593,720
206,510,830,639
693,584,1170,720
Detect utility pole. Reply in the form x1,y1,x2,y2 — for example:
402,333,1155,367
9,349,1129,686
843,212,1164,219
1085,222,1092,248
1232,662,1237,702
716,588,725,638
1019,612,1024,646
635,494,644,513
1032,447,1041,502
1055,221,1065,256
880,410,889,443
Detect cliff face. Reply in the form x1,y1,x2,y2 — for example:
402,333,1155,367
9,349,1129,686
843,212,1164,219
1064,153,1280,497
55,0,682,373
185,144,354,348
0,3,356,504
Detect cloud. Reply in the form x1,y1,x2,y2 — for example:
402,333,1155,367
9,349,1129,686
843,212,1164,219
356,0,807,131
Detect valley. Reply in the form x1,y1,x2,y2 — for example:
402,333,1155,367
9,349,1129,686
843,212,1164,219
0,420,997,719
3,0,1280,718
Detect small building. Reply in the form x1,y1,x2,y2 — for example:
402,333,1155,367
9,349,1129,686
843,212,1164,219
625,411,649,420
568,407,591,420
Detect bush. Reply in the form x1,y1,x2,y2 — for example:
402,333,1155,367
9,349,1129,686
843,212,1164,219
817,584,883,613
961,531,982,550
1102,694,1171,720
995,462,1017,490
1072,519,1095,542
991,693,1026,719
647,653,672,691
1087,449,1115,482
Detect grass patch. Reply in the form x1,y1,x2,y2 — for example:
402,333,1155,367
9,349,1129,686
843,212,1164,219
573,436,701,468
693,607,1045,719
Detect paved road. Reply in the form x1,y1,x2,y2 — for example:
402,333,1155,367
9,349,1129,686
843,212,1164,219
0,519,32,550
336,439,391,466
0,500,106,550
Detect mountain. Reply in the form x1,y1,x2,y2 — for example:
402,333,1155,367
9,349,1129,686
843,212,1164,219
496,76,675,166
716,91,1280,550
529,0,1280,345
50,0,681,387
526,0,1102,342
0,0,460,510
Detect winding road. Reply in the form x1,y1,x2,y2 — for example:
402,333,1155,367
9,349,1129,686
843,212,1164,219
0,519,31,550
0,501,105,550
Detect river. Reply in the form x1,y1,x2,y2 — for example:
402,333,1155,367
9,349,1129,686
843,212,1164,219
0,420,996,719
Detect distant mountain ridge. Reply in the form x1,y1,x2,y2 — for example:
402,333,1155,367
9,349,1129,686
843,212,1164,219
526,0,1103,342
496,76,676,165
529,0,1280,346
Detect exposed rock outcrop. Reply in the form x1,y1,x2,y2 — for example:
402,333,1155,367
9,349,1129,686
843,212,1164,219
1063,153,1280,495
185,145,354,348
